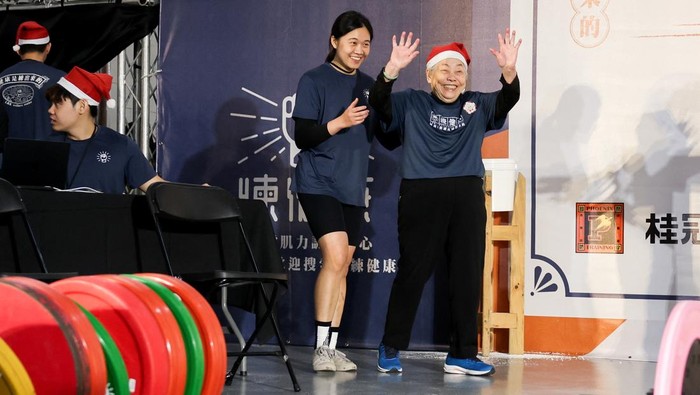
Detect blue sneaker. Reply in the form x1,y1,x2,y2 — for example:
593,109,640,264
377,343,402,373
443,355,495,376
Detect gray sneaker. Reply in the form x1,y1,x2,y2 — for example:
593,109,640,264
331,349,357,372
313,346,336,372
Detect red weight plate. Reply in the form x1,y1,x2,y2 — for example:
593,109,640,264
51,275,170,395
2,277,107,395
0,337,36,395
136,273,227,395
0,280,79,395
103,275,187,395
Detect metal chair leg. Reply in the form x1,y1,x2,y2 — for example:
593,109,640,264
225,282,300,392
221,286,247,375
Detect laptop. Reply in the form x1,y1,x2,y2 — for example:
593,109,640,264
1,138,70,189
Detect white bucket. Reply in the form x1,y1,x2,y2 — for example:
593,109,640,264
483,158,518,212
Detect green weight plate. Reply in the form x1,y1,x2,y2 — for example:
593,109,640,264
125,275,205,395
77,305,130,395
135,273,226,395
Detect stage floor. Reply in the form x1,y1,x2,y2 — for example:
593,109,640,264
221,345,657,394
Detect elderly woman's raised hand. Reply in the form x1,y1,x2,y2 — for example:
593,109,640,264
384,31,420,80
489,27,521,82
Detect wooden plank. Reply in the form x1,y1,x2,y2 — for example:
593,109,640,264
481,172,526,356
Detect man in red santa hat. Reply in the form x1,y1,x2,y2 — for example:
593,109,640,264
0,21,65,149
45,66,164,194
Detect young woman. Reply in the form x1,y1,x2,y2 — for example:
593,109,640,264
291,10,389,372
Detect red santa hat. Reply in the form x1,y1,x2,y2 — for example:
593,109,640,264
57,66,116,109
12,21,50,52
425,42,471,69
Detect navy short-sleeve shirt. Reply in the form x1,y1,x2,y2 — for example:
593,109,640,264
389,89,503,179
291,63,375,206
49,126,156,194
0,60,65,141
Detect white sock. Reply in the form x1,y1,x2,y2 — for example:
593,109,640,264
315,322,331,349
329,328,339,350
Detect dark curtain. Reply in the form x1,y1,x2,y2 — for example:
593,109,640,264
0,4,159,73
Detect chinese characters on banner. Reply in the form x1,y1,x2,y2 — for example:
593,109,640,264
236,174,398,274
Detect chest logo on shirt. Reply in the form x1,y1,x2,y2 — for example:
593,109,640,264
463,101,477,114
96,151,111,164
429,111,465,132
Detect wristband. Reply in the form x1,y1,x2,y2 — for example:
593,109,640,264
382,69,398,81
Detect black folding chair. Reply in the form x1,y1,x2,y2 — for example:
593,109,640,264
0,178,77,282
0,177,48,273
145,181,300,392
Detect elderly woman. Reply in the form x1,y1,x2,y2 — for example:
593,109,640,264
370,29,521,376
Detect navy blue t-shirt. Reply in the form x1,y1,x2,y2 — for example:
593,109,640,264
48,126,156,194
291,63,375,206
389,89,503,179
0,60,65,141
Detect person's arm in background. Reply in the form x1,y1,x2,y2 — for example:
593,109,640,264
139,174,166,193
369,69,396,126
494,74,520,121
369,109,401,150
489,28,522,120
369,31,420,126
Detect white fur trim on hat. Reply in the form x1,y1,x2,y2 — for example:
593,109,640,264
426,50,468,69
57,77,100,106
17,36,50,46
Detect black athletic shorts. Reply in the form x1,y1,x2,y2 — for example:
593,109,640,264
297,193,364,246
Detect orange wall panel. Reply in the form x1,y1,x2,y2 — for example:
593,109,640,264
524,316,625,355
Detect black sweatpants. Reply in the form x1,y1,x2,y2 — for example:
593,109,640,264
382,176,486,359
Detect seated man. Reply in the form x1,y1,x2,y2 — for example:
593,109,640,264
45,66,164,193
